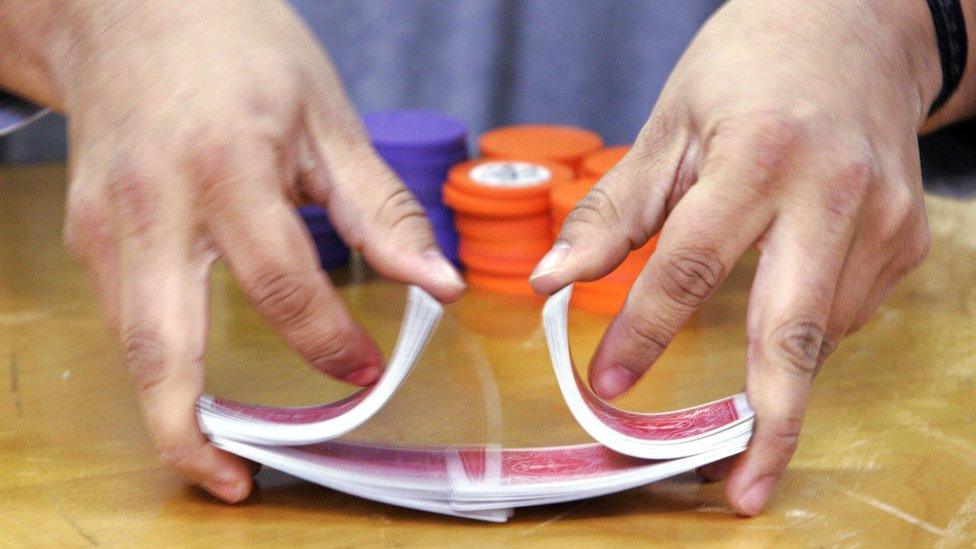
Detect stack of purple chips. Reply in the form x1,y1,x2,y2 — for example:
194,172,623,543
363,110,468,263
299,205,351,270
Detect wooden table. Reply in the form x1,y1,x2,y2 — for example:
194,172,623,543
2,164,975,547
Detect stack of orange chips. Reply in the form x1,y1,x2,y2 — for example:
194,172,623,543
550,146,658,315
444,158,574,295
479,124,604,175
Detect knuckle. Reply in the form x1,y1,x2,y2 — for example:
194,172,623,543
875,183,919,244
889,218,931,281
835,156,877,194
566,186,626,235
184,129,281,208
105,160,162,239
769,318,825,378
157,441,197,472
766,418,803,455
186,140,246,209
374,185,428,234
659,247,726,309
748,115,802,162
122,329,169,394
189,139,236,190
821,158,878,228
249,271,319,328
63,192,111,260
635,112,679,152
305,322,358,373
623,311,671,357
712,113,803,183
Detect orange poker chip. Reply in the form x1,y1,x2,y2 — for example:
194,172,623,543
443,184,550,217
447,159,574,201
455,213,552,241
458,244,541,276
480,125,604,171
602,259,643,284
590,235,658,283
466,270,537,297
462,237,552,262
581,146,631,178
571,281,630,315
454,292,543,336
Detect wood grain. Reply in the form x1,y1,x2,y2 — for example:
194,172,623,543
1,164,975,546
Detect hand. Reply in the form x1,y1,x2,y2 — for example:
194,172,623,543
47,1,464,502
531,0,941,515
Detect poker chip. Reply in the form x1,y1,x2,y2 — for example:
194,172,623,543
364,110,467,151
447,159,573,200
570,280,631,315
443,184,552,217
479,124,603,173
315,242,352,271
581,146,631,178
299,205,351,270
459,244,540,276
462,237,553,261
454,214,552,242
443,157,574,280
364,110,468,262
465,270,538,297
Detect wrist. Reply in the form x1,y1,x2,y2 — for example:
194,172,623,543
862,0,945,127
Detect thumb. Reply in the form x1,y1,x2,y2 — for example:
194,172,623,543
314,147,466,303
529,142,680,295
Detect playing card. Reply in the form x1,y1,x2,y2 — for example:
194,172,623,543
197,285,443,445
543,285,755,458
200,283,757,522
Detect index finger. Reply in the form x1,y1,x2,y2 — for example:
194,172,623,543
205,180,386,386
587,172,775,399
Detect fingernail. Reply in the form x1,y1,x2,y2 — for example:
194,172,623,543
737,476,775,516
207,479,249,503
592,365,638,399
530,242,571,281
423,250,465,290
342,364,381,386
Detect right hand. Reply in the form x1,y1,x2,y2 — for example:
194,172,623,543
530,0,943,515
54,1,464,502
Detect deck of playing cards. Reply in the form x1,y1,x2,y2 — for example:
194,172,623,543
198,286,755,521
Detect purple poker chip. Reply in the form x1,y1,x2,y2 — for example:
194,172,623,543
426,208,459,262
434,228,459,263
317,245,351,270
312,232,351,269
424,204,454,227
364,110,467,153
298,204,349,269
364,110,469,209
299,205,341,238
298,204,328,219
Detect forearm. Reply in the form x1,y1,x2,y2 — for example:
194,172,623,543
921,0,976,131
